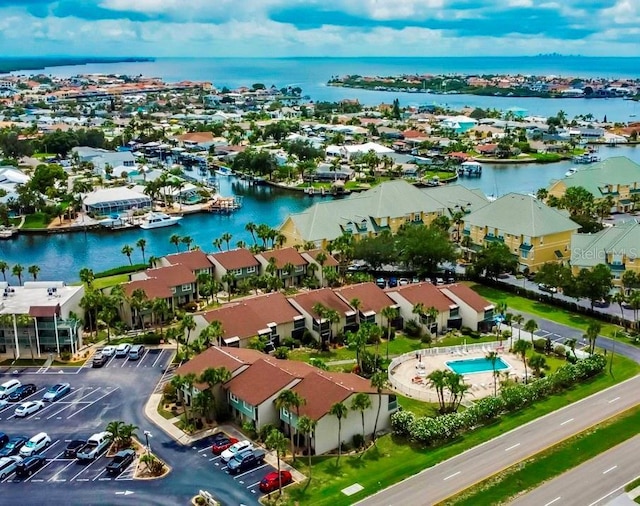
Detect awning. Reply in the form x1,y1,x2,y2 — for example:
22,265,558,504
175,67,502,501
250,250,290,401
223,336,240,346
28,304,60,318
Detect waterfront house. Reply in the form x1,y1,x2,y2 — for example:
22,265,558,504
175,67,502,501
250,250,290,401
462,193,580,273
570,220,640,290
287,288,356,344
154,250,215,277
208,249,260,288
71,146,136,177
0,281,84,359
175,131,217,150
335,282,399,327
196,292,304,349
547,157,640,214
82,187,152,215
255,247,308,288
300,249,339,287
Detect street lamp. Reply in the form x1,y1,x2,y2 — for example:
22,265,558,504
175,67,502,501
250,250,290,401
144,430,152,455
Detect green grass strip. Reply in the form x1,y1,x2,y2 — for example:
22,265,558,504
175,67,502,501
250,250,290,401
443,405,640,506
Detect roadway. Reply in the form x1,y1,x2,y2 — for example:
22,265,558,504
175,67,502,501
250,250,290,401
359,375,640,506
511,435,640,506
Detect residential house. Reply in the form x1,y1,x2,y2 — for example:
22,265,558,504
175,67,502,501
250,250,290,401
196,292,304,348
255,247,308,288
570,220,640,289
0,281,84,358
300,249,339,287
462,193,580,273
287,288,356,344
82,187,152,215
208,249,260,288
154,250,215,278
437,283,496,332
335,282,399,327
548,157,640,213
175,131,217,150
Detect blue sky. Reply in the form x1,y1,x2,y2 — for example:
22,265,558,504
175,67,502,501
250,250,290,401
0,0,638,57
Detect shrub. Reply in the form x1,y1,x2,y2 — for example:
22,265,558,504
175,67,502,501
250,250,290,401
421,334,432,345
242,421,258,440
282,337,297,349
533,338,547,352
94,263,147,278
138,333,162,345
460,326,473,336
60,351,72,361
301,329,316,347
352,433,364,449
258,423,276,443
390,410,415,437
274,347,289,359
182,301,198,312
404,319,422,338
162,382,177,402
554,345,566,358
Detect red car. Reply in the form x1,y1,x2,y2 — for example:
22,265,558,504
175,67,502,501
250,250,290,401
259,470,293,493
211,437,238,455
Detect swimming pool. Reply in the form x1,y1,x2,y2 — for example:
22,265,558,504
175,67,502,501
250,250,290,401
446,356,510,375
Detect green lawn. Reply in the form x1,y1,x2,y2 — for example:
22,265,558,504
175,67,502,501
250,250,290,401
92,274,130,290
397,395,440,417
627,477,640,492
284,355,640,506
21,213,51,229
469,283,627,343
445,405,640,505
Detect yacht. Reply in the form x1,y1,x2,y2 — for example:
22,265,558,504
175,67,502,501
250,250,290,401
564,167,578,177
139,212,182,230
215,166,233,177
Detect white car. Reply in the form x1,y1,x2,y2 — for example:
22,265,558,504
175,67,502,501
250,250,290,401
101,345,115,357
221,440,253,463
15,401,45,418
115,343,132,357
0,456,22,480
20,433,51,457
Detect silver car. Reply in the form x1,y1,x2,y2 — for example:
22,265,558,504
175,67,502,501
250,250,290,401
0,456,23,480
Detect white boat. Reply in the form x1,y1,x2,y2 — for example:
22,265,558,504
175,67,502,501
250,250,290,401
215,166,233,177
564,167,578,177
139,212,182,230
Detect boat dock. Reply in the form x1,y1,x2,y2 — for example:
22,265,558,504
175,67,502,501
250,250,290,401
458,161,483,176
207,195,242,214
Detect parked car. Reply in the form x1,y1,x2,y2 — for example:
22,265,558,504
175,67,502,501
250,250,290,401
221,440,252,462
101,345,115,357
15,455,46,477
259,470,293,493
8,384,37,402
15,401,45,418
76,432,111,461
0,436,28,457
0,455,22,480
92,353,108,368
211,436,238,455
375,278,386,289
538,283,558,293
593,298,610,308
20,433,51,457
0,379,21,400
388,277,398,288
106,449,136,475
0,432,9,450
43,383,70,402
115,343,132,357
227,449,265,475
128,344,145,360
398,278,410,286
64,439,87,459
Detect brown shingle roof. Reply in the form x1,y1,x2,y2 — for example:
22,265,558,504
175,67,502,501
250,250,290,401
386,282,455,312
174,346,255,379
164,250,213,272
202,292,302,341
225,359,298,406
123,278,173,300
209,249,259,271
302,249,339,267
177,131,214,143
259,247,308,269
335,282,396,314
440,283,493,312
144,264,196,287
289,288,353,317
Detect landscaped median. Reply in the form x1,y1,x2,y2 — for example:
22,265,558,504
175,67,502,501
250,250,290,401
281,355,639,506
439,404,640,505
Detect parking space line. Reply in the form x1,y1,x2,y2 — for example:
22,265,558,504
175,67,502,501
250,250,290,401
234,464,268,479
120,357,130,368
46,388,102,420
247,481,261,489
92,469,107,481
135,353,146,368
67,387,119,419
69,456,103,482
151,350,165,368
48,460,76,482
23,448,64,482
105,355,117,367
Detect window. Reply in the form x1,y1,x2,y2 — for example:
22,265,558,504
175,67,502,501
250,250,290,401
230,393,238,403
379,217,388,227
294,317,305,330
295,265,304,272
388,394,398,411
246,265,256,274
449,307,459,317
181,284,192,291
243,401,253,410
413,213,421,222
171,287,176,294
521,249,529,259
232,268,242,275
345,314,356,325
282,408,290,418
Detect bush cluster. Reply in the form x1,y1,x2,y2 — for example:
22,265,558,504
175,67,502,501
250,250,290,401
391,354,606,445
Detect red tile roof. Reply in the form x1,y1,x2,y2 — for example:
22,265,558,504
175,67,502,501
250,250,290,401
225,359,298,406
202,292,302,341
302,249,339,267
164,250,214,272
289,288,353,317
209,249,259,271
177,131,214,143
440,284,493,312
145,264,196,287
122,278,173,300
174,346,257,379
386,282,455,312
259,247,308,269
335,282,396,314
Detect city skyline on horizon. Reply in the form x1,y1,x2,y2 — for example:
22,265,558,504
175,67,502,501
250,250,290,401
0,1,638,58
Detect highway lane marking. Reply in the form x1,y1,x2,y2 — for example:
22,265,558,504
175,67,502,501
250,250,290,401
602,465,617,474
560,418,574,426
443,471,461,481
67,387,119,419
544,497,561,506
505,443,520,452
588,483,627,506
608,397,620,403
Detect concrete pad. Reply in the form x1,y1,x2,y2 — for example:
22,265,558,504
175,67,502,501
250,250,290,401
342,483,364,496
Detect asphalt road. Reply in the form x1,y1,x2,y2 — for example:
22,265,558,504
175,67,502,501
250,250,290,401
510,435,640,506
358,375,640,506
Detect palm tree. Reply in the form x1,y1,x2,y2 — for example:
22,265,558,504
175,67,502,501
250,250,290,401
315,251,327,287
381,305,399,360
182,372,197,422
181,235,194,251
370,372,388,443
297,415,317,477
151,297,170,337
119,423,138,449
0,260,8,281
245,222,257,245
350,393,372,449
136,238,147,263
275,389,305,459
180,314,197,352
212,238,223,251
79,267,95,288
349,298,361,328
12,264,23,285
26,264,40,281
221,232,233,251
105,420,124,450
528,353,547,377
129,288,148,329
265,429,288,496
612,292,627,329
486,351,499,396
513,339,532,384
565,337,577,359
523,318,538,346
170,374,186,410
121,244,134,266
221,272,236,302
428,369,448,413
169,234,181,252
584,321,601,354
329,402,348,463
512,314,524,349
198,366,231,420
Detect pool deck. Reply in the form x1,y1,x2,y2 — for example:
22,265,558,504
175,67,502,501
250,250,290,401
390,344,528,403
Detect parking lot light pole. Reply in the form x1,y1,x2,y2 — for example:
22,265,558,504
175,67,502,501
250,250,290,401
144,430,152,455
